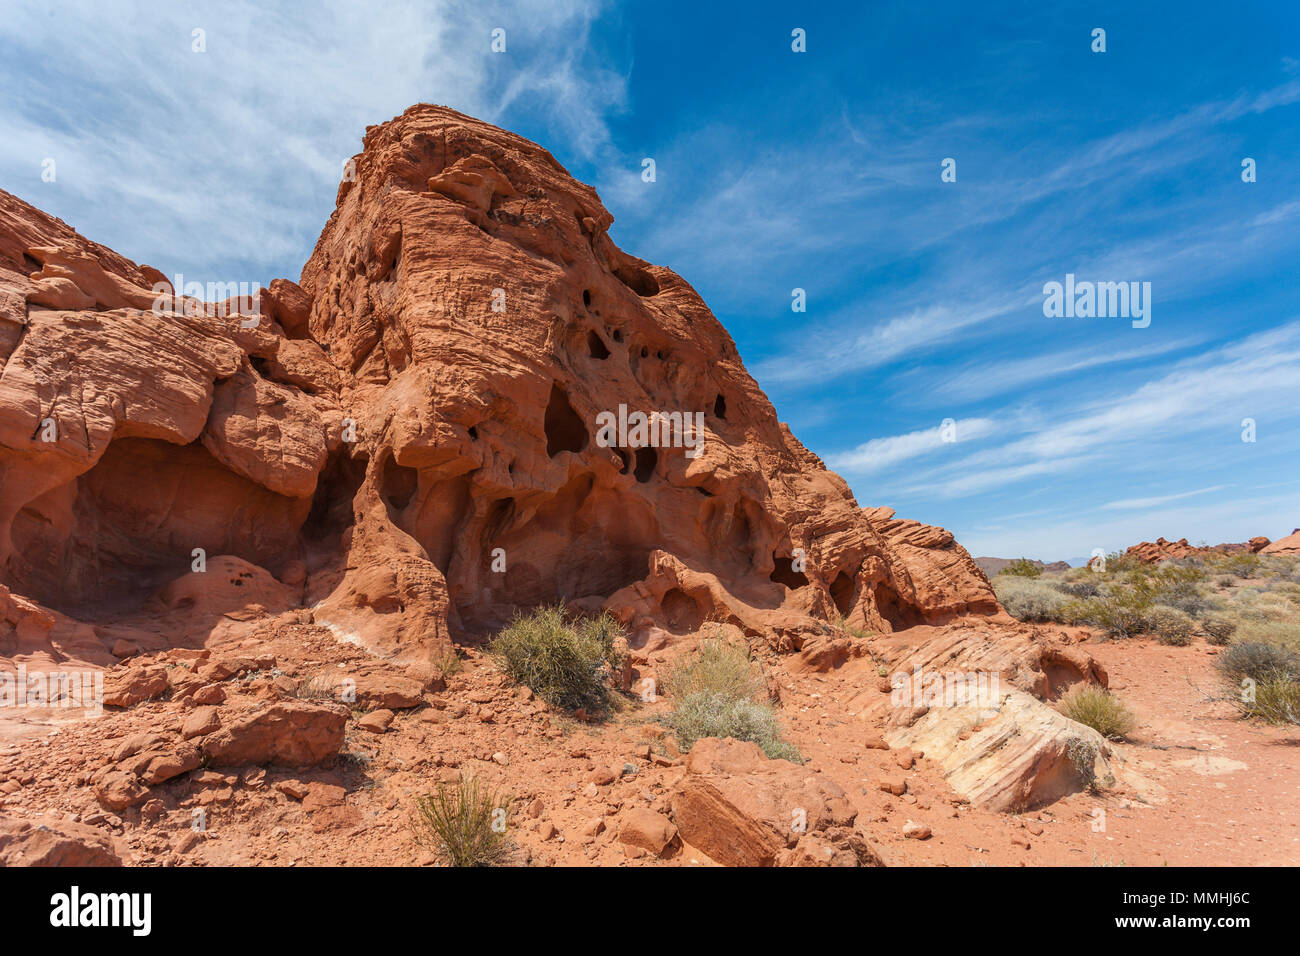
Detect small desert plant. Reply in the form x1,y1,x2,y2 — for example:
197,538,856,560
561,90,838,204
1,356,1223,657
432,647,464,677
662,640,801,761
411,775,514,867
994,576,1069,622
293,669,339,701
489,606,624,713
1065,735,1102,787
1200,613,1237,646
1216,642,1300,684
832,613,873,640
999,558,1042,578
1148,605,1195,646
1060,686,1137,739
665,691,803,762
663,638,765,701
1239,676,1300,726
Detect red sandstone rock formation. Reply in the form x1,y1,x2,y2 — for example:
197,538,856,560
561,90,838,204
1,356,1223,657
1124,536,1272,564
1261,530,1300,556
0,104,997,662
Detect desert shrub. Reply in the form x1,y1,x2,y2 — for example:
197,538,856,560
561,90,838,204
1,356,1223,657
1148,605,1195,646
1098,551,1139,574
994,576,1069,622
1274,557,1300,585
1128,565,1210,615
1274,582,1300,605
1062,589,1151,639
411,775,514,866
665,691,802,762
1216,642,1300,684
1055,579,1100,598
1233,618,1300,650
999,558,1042,578
489,606,624,713
664,638,765,701
662,641,800,761
1200,613,1237,646
1240,677,1300,725
1214,575,1235,588
1065,735,1102,786
1060,686,1138,739
1156,591,1215,617
293,669,340,701
431,647,464,677
1216,553,1263,579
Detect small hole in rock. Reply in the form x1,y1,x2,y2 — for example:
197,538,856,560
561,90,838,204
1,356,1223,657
544,384,588,457
587,331,610,359
713,394,727,420
611,329,623,343
582,289,592,308
381,455,419,511
770,553,810,589
831,571,856,616
633,446,657,482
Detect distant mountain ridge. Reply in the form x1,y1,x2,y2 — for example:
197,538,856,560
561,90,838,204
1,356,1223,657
974,556,1071,577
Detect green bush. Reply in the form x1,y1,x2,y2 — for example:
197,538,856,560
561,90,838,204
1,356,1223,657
994,576,1069,622
1060,686,1138,739
1148,605,1195,646
665,691,802,762
1215,553,1263,579
1062,589,1151,639
412,775,514,867
999,558,1042,578
489,606,624,713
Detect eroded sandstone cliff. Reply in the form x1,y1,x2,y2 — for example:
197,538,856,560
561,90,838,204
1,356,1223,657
0,103,997,664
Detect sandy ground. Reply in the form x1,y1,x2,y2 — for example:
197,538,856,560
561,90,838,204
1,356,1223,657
1,622,1296,867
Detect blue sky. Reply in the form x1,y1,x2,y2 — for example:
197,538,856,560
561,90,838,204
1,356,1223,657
2,0,1297,561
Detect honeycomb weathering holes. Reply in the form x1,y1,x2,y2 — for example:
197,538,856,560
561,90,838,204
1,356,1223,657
544,383,588,457
770,553,810,589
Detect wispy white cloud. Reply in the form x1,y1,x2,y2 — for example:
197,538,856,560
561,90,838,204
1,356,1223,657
919,336,1205,403
1100,485,1227,511
827,417,998,473
0,0,622,278
889,319,1300,500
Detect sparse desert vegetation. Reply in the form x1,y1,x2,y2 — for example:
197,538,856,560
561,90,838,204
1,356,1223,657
996,553,1300,726
489,606,625,714
662,638,802,762
1059,686,1138,740
411,775,515,867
